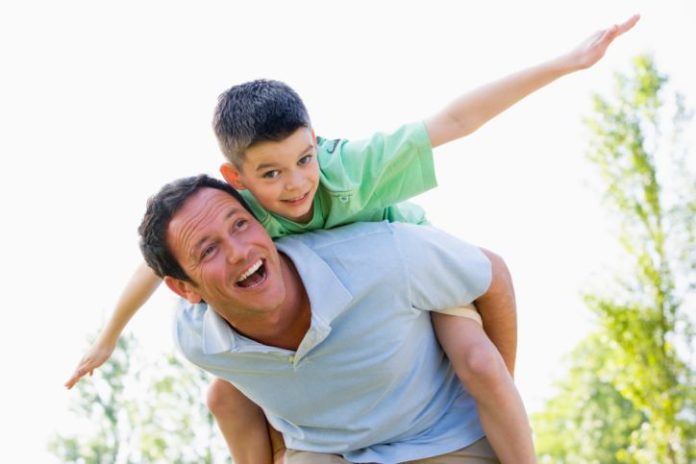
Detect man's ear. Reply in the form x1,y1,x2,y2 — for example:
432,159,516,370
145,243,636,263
220,162,247,190
164,276,203,304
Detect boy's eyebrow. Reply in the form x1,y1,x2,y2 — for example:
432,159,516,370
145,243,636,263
190,207,242,258
254,143,314,172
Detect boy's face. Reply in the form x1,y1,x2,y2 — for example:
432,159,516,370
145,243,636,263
221,128,320,223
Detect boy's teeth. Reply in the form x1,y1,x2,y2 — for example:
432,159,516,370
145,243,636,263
237,260,262,282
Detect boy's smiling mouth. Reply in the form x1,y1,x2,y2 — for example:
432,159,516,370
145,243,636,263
281,191,310,205
236,259,267,288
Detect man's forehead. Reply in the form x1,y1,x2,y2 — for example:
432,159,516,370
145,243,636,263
167,188,244,248
182,188,243,218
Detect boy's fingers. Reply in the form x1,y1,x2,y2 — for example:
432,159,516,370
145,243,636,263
65,375,78,389
617,14,640,34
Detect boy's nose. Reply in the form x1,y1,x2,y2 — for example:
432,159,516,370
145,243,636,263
284,171,304,191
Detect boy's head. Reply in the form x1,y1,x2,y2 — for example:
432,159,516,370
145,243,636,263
214,80,320,224
213,79,311,167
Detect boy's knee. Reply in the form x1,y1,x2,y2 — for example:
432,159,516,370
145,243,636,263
462,339,508,385
206,378,238,417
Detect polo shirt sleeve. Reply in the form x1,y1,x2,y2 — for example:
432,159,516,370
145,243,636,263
393,223,492,312
317,122,437,225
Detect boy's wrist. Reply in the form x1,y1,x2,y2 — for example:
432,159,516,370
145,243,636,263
95,330,118,348
538,54,580,80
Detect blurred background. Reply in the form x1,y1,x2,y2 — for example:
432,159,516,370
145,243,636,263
1,1,693,462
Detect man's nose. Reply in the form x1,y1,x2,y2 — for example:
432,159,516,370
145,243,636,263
223,238,248,264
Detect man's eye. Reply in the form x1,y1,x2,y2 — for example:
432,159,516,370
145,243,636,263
235,219,248,230
201,244,217,260
298,155,313,166
262,170,280,179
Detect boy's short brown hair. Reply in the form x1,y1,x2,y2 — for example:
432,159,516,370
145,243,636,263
213,79,311,166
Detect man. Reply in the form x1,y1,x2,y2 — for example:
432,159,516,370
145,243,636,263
139,174,506,463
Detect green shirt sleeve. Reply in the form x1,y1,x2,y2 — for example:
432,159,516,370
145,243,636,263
316,121,436,228
241,121,436,238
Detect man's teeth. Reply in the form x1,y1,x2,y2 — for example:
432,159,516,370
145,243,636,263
237,260,263,282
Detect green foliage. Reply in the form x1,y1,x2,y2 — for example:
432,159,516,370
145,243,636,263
533,56,695,463
534,335,646,464
50,334,231,464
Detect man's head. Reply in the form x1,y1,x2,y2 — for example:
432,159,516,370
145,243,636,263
139,175,290,319
214,80,320,223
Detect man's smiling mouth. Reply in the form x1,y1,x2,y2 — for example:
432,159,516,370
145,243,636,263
236,259,267,288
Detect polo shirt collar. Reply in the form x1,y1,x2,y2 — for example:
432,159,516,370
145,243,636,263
277,235,353,324
201,307,236,354
200,235,353,355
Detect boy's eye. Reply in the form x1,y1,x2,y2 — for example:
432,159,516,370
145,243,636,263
298,154,313,166
262,170,280,179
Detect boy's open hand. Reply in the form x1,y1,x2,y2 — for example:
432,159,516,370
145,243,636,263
566,14,640,71
64,340,116,389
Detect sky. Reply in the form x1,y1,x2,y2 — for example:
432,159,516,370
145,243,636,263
1,1,695,461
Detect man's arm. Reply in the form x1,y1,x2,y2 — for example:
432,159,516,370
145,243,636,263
475,249,517,375
425,14,639,148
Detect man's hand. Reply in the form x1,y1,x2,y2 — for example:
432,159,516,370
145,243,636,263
64,339,116,389
563,14,640,71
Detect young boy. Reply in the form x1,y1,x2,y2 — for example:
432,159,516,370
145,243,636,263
66,15,639,464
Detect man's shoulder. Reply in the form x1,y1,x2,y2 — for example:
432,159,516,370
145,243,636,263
278,221,399,251
276,222,447,276
173,300,210,360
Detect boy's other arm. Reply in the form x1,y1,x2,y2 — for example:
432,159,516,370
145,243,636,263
425,14,639,148
65,261,162,388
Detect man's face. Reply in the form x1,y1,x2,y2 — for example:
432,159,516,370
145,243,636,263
224,127,320,223
165,188,287,320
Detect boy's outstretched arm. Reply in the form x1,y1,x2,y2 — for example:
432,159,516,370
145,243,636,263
65,261,162,389
425,14,640,148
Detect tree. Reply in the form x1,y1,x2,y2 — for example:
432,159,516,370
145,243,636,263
533,55,695,463
51,334,231,463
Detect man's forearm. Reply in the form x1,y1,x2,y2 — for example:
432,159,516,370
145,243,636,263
476,249,517,375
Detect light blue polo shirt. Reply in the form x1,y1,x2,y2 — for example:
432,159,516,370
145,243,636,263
174,222,492,463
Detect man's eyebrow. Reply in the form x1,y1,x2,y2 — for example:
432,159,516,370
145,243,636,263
191,207,242,257
255,144,314,172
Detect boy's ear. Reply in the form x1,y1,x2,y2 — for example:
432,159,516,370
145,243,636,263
220,162,247,190
310,128,317,149
164,276,203,304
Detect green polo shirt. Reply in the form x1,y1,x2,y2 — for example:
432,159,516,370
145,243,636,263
240,121,436,238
